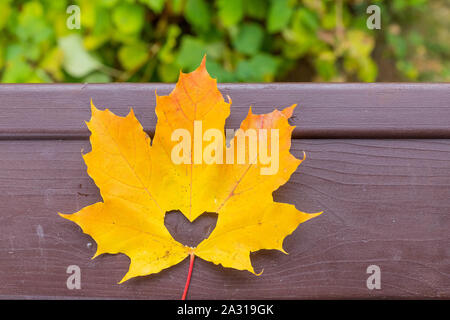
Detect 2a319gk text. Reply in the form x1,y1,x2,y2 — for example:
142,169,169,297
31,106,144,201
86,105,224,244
221,304,274,315
177,303,274,318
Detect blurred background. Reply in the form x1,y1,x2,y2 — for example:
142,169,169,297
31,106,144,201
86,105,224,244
0,0,448,83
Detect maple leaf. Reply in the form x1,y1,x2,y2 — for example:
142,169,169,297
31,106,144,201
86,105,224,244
59,57,322,294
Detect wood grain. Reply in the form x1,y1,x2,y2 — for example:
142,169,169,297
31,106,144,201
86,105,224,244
0,139,448,299
0,83,449,139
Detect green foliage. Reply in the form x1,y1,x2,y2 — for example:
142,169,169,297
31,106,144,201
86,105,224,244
217,0,244,27
267,0,294,34
185,0,211,33
232,22,264,55
112,3,145,35
0,0,448,83
59,34,101,78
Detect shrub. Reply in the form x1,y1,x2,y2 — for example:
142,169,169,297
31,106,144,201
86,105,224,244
0,0,448,83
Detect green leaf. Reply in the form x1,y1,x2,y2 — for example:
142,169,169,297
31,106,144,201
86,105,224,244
15,1,53,43
244,0,268,20
84,72,112,83
78,0,97,29
206,60,236,82
113,3,145,34
267,0,293,33
0,44,4,70
387,33,407,59
314,51,337,81
157,63,180,82
93,7,112,36
159,24,181,63
346,30,375,58
397,60,417,80
99,0,119,7
185,0,211,32
236,53,279,82
204,41,226,60
176,36,206,71
235,60,253,81
358,57,378,82
294,8,319,32
84,7,112,50
118,43,149,70
5,42,40,62
321,7,336,30
39,47,64,81
0,0,12,31
59,34,101,78
140,0,165,14
2,58,34,83
170,0,184,14
5,44,23,61
217,0,243,27
232,22,264,55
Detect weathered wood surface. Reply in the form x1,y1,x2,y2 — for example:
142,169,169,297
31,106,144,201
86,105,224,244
0,83,449,139
0,139,448,299
0,84,449,299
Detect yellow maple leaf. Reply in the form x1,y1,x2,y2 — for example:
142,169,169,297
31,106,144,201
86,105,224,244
59,57,322,291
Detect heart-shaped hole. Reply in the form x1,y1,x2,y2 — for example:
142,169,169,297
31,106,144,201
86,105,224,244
164,210,218,248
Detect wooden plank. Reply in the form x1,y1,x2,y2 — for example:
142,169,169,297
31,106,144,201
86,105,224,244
0,139,448,299
0,83,449,139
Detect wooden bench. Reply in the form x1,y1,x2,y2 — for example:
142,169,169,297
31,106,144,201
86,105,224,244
0,83,449,299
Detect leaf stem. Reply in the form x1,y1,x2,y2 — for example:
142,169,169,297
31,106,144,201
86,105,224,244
181,252,195,300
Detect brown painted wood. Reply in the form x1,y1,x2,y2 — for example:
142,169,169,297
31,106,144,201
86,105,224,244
0,83,448,299
0,139,448,299
0,83,449,139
